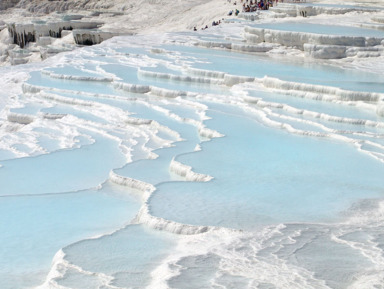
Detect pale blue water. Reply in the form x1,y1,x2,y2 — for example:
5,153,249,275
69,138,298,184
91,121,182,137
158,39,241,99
44,65,106,78
60,225,176,288
28,71,117,95
296,2,383,10
2,10,384,289
41,104,111,124
150,104,384,228
0,183,140,289
10,102,47,115
0,133,125,196
158,44,384,92
142,65,183,75
101,63,228,94
114,124,200,185
246,89,382,121
253,22,384,38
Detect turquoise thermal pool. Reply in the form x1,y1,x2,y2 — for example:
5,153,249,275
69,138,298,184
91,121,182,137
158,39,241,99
1,13,384,289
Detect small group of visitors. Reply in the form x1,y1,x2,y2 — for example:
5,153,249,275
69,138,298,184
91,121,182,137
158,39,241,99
193,19,222,31
228,9,240,16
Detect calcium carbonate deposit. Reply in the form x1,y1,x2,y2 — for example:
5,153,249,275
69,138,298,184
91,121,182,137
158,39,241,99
1,0,384,288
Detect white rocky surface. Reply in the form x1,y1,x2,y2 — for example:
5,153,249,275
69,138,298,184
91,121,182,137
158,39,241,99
0,0,241,65
0,0,384,65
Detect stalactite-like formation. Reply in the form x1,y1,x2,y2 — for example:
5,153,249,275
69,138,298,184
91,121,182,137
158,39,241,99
7,23,35,48
6,21,102,48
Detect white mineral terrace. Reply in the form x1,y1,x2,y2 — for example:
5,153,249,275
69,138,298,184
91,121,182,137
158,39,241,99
1,1,384,289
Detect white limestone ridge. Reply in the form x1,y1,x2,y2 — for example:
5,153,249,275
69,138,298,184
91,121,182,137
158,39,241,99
169,158,214,182
1,0,384,66
0,0,237,65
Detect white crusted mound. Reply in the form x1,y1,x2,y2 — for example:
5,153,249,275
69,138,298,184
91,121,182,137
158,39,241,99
3,0,237,33
245,96,384,129
109,171,155,193
29,90,94,107
198,125,224,139
114,80,195,98
138,69,224,85
0,0,240,65
231,42,276,53
244,23,384,59
7,111,35,124
149,86,188,98
41,70,114,82
110,169,214,235
195,40,232,49
169,158,213,182
261,76,384,102
125,117,153,126
113,81,151,94
187,67,226,79
245,26,383,49
134,205,212,235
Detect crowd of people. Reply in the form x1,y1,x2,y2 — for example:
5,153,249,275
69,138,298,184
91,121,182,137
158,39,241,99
228,0,281,16
242,0,278,12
